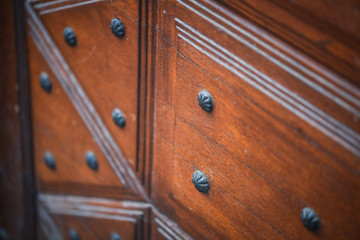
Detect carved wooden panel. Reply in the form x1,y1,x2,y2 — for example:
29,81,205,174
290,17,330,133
26,0,193,239
24,0,360,239
28,37,127,198
36,0,141,174
38,194,151,240
152,0,360,239
27,0,148,199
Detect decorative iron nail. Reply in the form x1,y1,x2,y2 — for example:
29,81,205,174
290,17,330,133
63,27,77,47
0,227,8,240
192,170,210,193
110,18,125,38
39,72,52,92
300,207,320,231
69,229,81,240
85,151,98,171
112,108,126,128
44,152,56,170
197,90,214,112
110,233,122,240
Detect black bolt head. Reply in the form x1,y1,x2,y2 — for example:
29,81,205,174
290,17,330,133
192,170,210,193
111,18,125,38
112,108,126,128
110,233,122,240
64,27,77,47
69,229,81,240
39,72,52,92
44,152,56,170
301,207,320,231
85,151,98,171
197,90,214,112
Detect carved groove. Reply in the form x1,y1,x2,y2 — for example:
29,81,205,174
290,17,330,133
178,0,360,116
153,211,194,240
39,194,193,240
35,0,103,15
39,194,147,223
174,15,360,157
38,204,64,240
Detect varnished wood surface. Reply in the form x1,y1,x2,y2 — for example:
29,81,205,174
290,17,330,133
36,0,141,182
26,0,152,200
28,37,133,198
14,0,360,239
38,194,151,240
218,0,360,87
151,0,360,239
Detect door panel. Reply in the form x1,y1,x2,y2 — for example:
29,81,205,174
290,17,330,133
37,0,140,176
38,194,150,240
151,0,360,239
20,0,360,239
28,37,128,198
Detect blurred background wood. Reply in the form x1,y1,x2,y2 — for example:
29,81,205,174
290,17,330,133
0,0,36,239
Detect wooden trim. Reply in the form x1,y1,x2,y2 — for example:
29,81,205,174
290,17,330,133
14,0,37,239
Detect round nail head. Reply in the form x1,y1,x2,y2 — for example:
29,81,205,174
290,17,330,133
300,207,320,231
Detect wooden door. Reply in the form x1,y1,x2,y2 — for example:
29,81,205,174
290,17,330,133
26,0,191,239
21,0,360,239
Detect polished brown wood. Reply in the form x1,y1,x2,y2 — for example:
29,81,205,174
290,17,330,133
218,0,360,86
2,0,359,239
28,37,130,199
38,194,151,240
37,0,141,179
151,0,360,239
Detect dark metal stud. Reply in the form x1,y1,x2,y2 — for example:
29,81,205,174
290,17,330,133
300,207,320,231
110,233,122,240
197,90,214,112
112,108,126,128
63,27,77,47
85,151,98,171
192,170,210,193
0,228,8,240
39,72,52,92
110,18,125,38
44,152,56,170
69,229,81,240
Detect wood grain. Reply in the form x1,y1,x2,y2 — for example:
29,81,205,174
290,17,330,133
18,0,360,239
36,0,141,179
28,36,135,199
217,0,360,86
151,0,360,239
26,0,152,200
